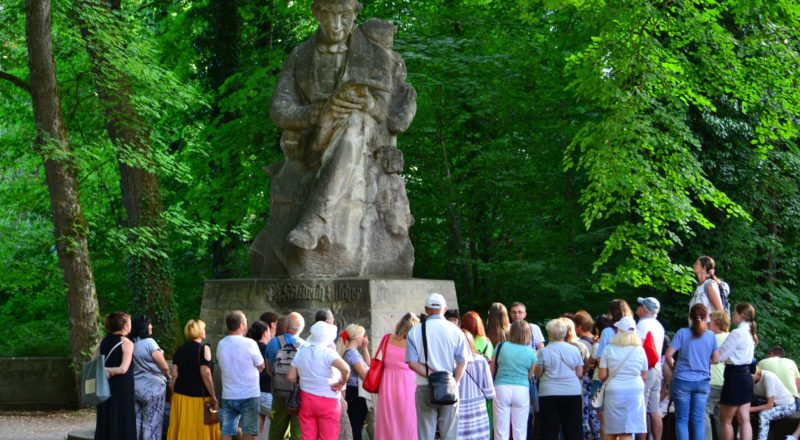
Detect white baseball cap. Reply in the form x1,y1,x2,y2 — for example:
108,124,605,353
425,293,446,310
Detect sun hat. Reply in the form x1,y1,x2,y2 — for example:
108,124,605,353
306,321,338,347
613,316,637,332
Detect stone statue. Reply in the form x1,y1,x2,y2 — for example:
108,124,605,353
250,0,417,278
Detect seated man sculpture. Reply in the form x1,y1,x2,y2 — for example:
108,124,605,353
250,0,417,278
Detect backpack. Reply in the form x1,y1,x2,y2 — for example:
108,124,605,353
271,335,299,398
704,279,731,315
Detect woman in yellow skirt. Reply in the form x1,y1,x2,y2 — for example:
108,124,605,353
167,319,221,440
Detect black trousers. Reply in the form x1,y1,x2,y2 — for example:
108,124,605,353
539,395,583,440
345,385,368,440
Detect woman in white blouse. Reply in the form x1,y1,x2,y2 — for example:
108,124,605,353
287,321,351,440
717,303,758,440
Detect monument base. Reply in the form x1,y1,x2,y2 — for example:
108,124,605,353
200,278,457,348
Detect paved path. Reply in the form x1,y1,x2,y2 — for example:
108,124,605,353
0,410,94,440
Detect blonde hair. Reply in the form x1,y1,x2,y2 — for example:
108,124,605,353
561,317,578,343
394,313,419,339
546,318,568,342
338,323,366,354
184,319,206,340
710,310,730,332
509,320,532,346
610,330,641,346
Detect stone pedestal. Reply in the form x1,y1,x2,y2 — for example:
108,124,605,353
200,278,457,349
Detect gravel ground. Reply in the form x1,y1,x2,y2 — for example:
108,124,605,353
0,409,95,440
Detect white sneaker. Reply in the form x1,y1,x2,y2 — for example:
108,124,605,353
786,435,797,440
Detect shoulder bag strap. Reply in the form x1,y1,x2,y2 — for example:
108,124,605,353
422,319,429,377
464,363,479,386
607,346,637,381
197,343,207,398
374,333,390,361
103,340,124,367
494,342,504,366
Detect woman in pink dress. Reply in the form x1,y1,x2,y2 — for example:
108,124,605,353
374,313,420,440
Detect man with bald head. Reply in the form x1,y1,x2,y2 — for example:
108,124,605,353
264,312,305,440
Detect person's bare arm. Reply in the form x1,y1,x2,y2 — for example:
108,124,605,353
710,350,720,364
169,364,178,393
408,361,428,378
707,282,724,312
750,396,775,413
331,358,351,391
535,364,545,380
360,337,371,366
353,361,369,381
287,366,298,384
665,347,677,370
151,349,171,378
598,367,608,381
528,363,536,380
200,363,218,408
575,365,584,379
107,338,133,377
454,361,466,383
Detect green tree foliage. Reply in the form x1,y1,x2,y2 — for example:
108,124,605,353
3,0,800,358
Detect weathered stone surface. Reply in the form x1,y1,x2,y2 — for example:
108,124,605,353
200,278,457,350
0,357,78,410
249,5,417,278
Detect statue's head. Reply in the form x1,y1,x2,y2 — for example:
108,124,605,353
312,0,363,44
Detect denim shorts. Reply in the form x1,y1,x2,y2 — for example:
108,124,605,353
220,397,260,436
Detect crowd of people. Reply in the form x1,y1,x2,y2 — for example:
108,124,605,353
92,256,800,440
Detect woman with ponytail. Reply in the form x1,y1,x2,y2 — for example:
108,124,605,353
718,303,758,440
690,256,725,314
664,304,720,440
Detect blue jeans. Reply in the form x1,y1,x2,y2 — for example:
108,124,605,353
672,378,710,440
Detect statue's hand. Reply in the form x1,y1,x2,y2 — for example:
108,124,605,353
329,96,363,120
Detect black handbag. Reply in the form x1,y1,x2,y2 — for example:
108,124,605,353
286,384,301,414
422,319,458,405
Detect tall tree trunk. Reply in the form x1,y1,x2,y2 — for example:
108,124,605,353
74,0,177,350
26,0,101,368
205,0,242,278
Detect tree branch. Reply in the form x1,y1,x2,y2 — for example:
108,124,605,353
0,71,31,94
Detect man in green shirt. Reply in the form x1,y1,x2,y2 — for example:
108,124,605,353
757,346,800,403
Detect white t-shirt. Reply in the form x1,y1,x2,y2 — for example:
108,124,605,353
537,341,583,396
217,335,264,400
530,323,545,348
636,316,665,370
291,344,342,399
754,370,795,407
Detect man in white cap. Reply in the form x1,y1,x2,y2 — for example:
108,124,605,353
635,297,665,440
406,292,470,440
